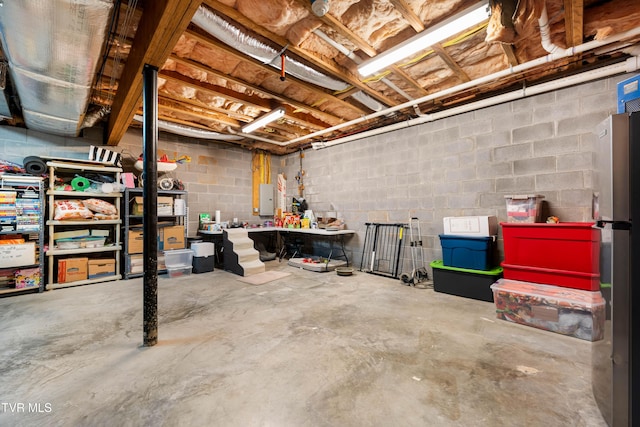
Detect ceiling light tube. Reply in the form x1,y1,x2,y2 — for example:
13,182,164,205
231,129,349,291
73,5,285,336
241,107,286,133
357,1,490,77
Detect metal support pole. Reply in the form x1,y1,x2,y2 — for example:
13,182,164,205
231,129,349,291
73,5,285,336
142,64,159,347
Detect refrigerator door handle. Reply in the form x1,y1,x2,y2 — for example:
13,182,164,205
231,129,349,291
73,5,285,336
596,219,632,230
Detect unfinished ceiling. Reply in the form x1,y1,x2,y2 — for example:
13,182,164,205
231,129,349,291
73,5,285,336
1,0,640,154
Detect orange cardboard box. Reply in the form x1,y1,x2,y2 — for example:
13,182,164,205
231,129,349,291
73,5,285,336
163,225,185,250
57,258,88,283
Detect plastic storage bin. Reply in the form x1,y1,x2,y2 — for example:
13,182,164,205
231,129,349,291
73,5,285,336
191,242,214,257
439,234,495,270
490,278,605,341
500,222,600,291
164,248,193,268
191,242,215,274
431,260,502,302
504,194,544,223
167,265,192,278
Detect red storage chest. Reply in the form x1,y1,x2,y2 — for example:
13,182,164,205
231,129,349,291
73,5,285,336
500,222,600,291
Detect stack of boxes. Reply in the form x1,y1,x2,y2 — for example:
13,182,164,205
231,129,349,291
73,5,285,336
431,215,502,302
489,195,605,342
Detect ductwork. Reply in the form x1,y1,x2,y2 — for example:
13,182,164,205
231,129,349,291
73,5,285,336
191,6,385,112
0,0,114,136
132,114,243,141
0,61,13,119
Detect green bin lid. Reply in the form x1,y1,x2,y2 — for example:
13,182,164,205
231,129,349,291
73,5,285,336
430,260,503,275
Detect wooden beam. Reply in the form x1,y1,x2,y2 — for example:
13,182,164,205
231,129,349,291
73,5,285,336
201,0,398,108
158,96,242,127
432,43,471,83
291,0,379,57
564,0,584,47
169,54,345,126
161,70,271,112
390,66,430,97
105,0,202,146
389,0,424,32
501,44,519,67
317,11,378,57
159,86,328,134
184,30,370,117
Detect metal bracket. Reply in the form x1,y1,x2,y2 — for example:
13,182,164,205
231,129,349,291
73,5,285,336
596,219,632,230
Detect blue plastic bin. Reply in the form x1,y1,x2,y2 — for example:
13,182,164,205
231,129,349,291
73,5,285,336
439,234,495,270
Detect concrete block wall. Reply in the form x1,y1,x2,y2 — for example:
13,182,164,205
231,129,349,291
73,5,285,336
115,130,259,234
0,72,631,278
279,74,631,276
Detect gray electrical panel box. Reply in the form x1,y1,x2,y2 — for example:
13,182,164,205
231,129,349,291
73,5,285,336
259,183,274,215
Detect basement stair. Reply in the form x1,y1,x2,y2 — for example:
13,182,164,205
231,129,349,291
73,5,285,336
223,228,265,276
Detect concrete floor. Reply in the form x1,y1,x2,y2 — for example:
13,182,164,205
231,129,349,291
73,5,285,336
0,261,606,427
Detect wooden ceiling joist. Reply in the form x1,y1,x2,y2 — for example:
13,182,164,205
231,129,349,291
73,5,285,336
169,54,345,127
105,0,203,146
564,0,584,47
201,0,399,108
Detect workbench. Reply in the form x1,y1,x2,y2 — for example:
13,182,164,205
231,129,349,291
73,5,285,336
197,227,355,268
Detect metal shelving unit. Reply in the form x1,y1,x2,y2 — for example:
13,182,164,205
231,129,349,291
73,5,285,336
122,187,187,279
46,161,122,290
0,175,45,296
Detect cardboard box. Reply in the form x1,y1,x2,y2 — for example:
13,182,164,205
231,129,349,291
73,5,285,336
133,196,173,215
57,258,88,283
128,230,144,254
88,259,115,279
0,242,36,268
129,253,166,274
163,225,185,250
443,216,498,237
14,267,41,289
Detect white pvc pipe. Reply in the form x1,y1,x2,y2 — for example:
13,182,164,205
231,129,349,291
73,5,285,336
538,4,563,55
297,24,640,147
312,56,640,149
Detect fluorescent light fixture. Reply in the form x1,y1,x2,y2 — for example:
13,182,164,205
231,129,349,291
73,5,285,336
357,1,490,77
241,107,286,133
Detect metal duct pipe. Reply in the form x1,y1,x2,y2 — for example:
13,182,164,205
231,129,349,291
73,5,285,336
133,115,243,141
191,6,385,112
0,61,13,119
0,0,114,136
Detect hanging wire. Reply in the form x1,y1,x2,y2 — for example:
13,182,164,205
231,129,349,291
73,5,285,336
107,0,140,106
93,0,140,109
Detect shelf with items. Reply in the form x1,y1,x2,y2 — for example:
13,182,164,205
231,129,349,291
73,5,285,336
0,175,45,296
121,187,188,279
46,161,123,290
